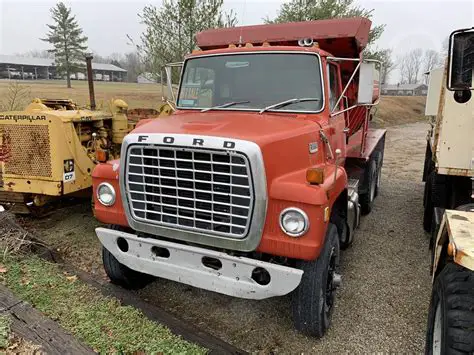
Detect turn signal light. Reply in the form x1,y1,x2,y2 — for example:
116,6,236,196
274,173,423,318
96,149,107,163
306,168,325,184
447,242,455,256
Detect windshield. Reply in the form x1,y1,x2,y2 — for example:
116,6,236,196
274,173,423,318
177,53,324,112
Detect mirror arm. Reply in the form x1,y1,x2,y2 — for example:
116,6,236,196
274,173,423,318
343,95,349,109
331,61,361,114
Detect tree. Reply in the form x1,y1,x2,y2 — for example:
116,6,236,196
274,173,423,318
266,0,385,58
422,49,441,84
366,48,395,84
42,2,88,88
138,0,237,80
399,48,424,84
20,49,54,59
120,52,143,83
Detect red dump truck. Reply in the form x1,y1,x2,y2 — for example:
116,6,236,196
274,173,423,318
92,17,385,337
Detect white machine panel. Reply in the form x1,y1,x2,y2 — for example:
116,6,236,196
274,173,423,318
425,67,443,116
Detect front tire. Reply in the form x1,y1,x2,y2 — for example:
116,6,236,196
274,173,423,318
102,225,154,290
292,224,341,337
425,263,474,355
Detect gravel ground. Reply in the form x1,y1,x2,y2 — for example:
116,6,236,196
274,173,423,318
25,121,433,353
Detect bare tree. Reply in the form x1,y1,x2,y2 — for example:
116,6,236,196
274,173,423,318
374,48,395,84
120,52,143,83
19,50,54,59
422,49,441,84
399,48,423,84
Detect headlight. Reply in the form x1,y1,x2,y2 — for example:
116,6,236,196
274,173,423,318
97,182,116,206
279,208,309,237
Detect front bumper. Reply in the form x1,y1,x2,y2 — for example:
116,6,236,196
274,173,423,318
96,227,303,300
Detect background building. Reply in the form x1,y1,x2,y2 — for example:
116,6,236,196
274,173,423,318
381,83,428,96
0,55,127,81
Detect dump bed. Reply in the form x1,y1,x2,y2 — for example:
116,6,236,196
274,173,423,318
196,17,371,58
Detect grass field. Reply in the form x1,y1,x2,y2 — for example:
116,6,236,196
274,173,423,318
0,80,427,126
0,79,165,110
1,257,205,354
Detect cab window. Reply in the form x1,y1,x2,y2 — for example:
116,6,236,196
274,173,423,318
327,64,341,111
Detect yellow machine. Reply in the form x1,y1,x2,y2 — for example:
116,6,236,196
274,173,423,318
0,98,171,215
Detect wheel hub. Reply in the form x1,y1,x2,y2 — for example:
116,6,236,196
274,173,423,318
325,248,339,318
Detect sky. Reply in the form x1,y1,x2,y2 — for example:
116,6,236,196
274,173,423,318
0,0,473,83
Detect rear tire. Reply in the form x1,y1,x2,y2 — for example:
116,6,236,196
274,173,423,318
425,263,474,355
360,158,377,215
102,225,154,290
374,151,383,198
424,178,434,233
292,224,340,337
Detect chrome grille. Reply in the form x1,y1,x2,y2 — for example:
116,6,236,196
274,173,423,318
125,145,254,238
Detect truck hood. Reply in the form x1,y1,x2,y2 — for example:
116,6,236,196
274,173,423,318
132,110,320,147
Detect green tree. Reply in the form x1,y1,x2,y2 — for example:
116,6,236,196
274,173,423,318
138,0,237,81
266,0,385,58
42,2,88,88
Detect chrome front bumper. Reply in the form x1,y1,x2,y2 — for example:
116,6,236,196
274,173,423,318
96,227,303,300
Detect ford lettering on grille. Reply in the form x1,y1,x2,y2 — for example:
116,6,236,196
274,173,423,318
125,145,254,238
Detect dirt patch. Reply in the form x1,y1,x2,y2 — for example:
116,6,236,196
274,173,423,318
27,120,433,353
375,96,427,127
18,203,104,277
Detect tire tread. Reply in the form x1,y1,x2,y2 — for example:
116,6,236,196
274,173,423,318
426,263,474,354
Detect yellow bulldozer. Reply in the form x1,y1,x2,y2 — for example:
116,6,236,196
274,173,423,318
0,57,172,215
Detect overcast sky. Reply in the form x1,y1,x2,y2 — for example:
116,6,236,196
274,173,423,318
0,0,473,82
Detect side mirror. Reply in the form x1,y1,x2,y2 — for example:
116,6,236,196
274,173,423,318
164,66,176,102
357,62,379,104
447,28,474,91
160,62,183,104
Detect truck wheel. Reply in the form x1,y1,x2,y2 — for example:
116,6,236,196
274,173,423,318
291,224,341,337
374,151,383,198
360,158,377,215
425,263,474,355
430,172,448,207
423,179,434,233
102,225,154,290
450,177,473,208
424,172,449,233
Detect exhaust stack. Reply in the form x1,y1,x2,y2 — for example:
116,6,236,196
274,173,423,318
85,54,96,111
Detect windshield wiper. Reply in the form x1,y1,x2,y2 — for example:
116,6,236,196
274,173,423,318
201,100,250,112
259,97,320,114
